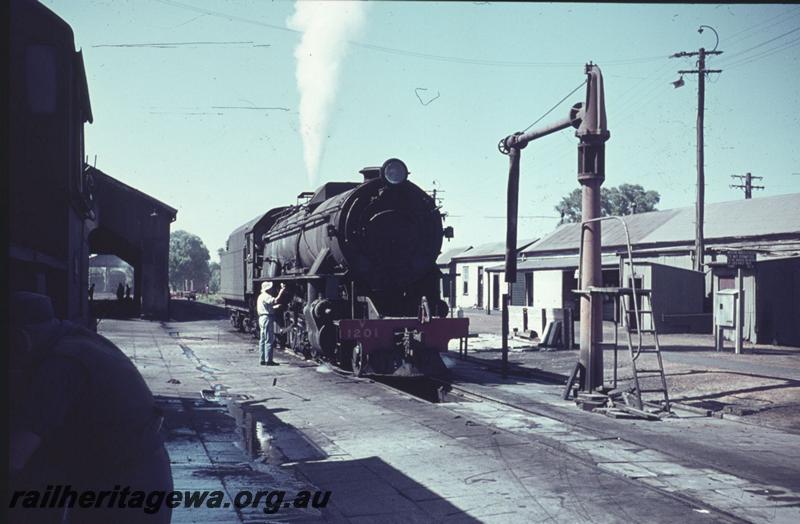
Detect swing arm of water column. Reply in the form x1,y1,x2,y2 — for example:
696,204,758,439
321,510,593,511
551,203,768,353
497,63,609,388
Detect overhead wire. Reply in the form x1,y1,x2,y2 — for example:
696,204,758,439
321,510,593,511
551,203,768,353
521,80,586,133
723,6,800,47
509,60,674,176
723,35,800,69
717,26,800,63
155,0,668,69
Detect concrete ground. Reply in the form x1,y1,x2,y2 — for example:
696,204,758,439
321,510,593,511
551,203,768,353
458,309,800,433
98,302,800,523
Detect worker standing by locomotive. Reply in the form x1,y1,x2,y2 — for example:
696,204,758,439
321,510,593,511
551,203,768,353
8,291,173,523
257,282,286,366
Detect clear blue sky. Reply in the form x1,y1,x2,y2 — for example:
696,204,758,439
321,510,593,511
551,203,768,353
46,1,800,258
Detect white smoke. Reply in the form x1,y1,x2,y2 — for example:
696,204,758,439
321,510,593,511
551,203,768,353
288,1,367,184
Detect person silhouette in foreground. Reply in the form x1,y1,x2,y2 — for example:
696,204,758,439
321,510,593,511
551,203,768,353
9,291,173,523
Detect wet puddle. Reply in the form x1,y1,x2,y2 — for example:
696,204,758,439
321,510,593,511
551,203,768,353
225,400,282,462
178,342,223,377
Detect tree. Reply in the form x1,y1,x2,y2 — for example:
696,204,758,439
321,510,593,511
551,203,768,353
555,183,660,225
208,262,220,294
206,247,225,294
169,230,211,291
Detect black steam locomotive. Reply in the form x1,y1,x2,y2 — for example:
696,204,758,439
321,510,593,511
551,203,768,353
220,159,468,377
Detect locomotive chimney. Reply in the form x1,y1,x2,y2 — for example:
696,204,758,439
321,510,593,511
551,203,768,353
359,167,381,182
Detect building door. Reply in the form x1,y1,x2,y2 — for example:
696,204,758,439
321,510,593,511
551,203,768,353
477,267,484,308
525,272,533,306
492,274,500,309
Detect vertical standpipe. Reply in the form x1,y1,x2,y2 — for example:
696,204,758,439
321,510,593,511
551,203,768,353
576,64,610,392
503,140,523,377
498,63,606,391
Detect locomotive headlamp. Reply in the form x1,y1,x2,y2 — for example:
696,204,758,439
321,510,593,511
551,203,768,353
381,158,409,185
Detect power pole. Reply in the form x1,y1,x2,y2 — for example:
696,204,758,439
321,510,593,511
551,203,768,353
671,31,722,272
730,172,764,199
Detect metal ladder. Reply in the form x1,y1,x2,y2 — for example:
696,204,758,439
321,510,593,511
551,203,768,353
621,289,670,412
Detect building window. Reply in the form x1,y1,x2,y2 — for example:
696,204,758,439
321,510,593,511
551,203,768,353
525,272,533,306
462,266,469,295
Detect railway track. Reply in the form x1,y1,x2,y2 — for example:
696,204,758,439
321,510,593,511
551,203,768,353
222,325,760,523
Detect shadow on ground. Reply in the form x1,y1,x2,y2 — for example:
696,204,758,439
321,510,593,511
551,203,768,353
168,299,229,322
90,298,139,319
157,393,481,522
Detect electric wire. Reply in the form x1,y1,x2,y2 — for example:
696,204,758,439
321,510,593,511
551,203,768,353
154,0,667,69
521,80,586,133
723,7,800,47
718,26,800,63
723,35,800,69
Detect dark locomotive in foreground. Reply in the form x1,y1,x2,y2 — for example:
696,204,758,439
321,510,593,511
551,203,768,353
220,159,468,377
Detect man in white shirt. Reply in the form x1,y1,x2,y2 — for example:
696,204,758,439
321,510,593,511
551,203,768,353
257,281,279,365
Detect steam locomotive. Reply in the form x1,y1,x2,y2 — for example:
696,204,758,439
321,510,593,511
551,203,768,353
220,159,468,377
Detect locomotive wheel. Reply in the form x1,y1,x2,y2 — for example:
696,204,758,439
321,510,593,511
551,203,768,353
338,343,354,371
352,343,365,378
289,325,302,353
289,324,311,359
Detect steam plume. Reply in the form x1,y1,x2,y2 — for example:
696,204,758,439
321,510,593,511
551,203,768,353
288,2,366,184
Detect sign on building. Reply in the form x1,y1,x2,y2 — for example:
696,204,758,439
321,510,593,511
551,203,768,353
726,250,756,269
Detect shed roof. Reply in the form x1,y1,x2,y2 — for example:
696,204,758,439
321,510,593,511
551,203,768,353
437,245,473,265
639,193,800,244
88,167,177,218
452,237,538,261
525,209,678,255
525,193,800,255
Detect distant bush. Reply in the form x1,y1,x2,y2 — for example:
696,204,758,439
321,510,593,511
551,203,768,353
197,293,225,306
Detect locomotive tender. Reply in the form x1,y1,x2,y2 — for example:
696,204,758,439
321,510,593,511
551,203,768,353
220,159,468,377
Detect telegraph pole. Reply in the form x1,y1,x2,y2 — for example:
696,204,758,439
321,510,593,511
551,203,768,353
671,26,722,272
730,173,764,199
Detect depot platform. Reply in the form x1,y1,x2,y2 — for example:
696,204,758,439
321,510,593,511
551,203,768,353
99,311,800,523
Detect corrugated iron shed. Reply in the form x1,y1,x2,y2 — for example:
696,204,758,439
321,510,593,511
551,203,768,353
524,193,800,255
640,193,800,244
437,245,473,266
524,209,678,255
452,237,538,261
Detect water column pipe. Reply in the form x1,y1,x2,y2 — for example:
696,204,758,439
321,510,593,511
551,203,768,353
498,63,609,390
